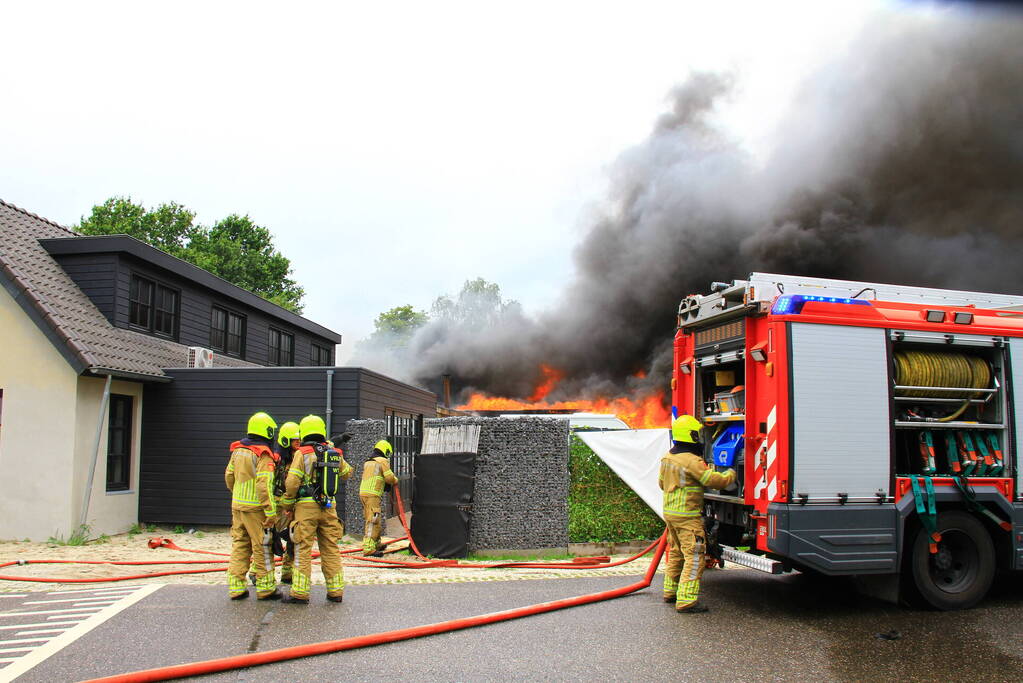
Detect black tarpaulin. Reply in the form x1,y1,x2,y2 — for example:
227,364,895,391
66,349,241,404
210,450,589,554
410,451,476,558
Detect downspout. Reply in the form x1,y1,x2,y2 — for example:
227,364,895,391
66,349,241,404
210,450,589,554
80,374,113,531
325,369,334,437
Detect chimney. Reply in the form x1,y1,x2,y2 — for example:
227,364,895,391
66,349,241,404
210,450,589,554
442,374,452,407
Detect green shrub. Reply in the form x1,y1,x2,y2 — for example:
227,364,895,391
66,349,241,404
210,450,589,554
48,524,92,546
568,435,662,543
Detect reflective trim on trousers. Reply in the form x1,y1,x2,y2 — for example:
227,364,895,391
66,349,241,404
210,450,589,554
325,573,344,592
663,576,679,593
291,571,311,597
228,575,247,595
677,579,700,606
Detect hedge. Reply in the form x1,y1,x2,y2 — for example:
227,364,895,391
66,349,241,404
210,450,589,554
568,434,663,542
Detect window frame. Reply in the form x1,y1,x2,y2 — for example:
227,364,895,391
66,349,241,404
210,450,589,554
106,394,133,492
210,306,246,358
268,327,295,366
311,343,333,366
128,273,179,340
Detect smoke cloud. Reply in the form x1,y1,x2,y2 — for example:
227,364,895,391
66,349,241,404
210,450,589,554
357,7,1023,403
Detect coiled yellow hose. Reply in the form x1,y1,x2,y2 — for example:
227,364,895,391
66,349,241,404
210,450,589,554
894,351,990,398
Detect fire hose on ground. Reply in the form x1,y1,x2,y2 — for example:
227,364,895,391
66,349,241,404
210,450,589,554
81,534,667,683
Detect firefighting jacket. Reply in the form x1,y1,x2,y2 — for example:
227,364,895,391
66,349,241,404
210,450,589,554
659,449,735,529
224,440,278,518
281,444,353,507
359,456,398,497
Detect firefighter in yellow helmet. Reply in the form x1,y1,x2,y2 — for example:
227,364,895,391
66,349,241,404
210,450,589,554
273,421,301,583
359,439,399,556
660,414,735,613
280,415,353,603
225,412,281,600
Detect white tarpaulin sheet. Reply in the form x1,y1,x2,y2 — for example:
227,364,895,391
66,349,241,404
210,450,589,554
577,428,670,521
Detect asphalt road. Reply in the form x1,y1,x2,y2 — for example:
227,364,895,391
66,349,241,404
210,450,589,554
15,567,1023,682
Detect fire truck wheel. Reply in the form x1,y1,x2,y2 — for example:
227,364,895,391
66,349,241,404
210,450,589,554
910,510,994,611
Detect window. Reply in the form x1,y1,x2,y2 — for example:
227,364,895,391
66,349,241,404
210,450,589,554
107,395,133,492
129,274,178,338
312,343,332,366
211,307,245,357
268,328,295,366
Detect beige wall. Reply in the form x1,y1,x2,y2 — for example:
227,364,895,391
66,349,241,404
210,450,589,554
0,286,78,541
73,376,143,537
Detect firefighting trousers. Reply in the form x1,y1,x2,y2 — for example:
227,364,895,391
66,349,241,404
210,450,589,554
291,502,345,598
228,509,276,598
360,494,383,554
662,519,706,609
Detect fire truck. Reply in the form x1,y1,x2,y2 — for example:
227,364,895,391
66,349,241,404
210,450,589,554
673,273,1023,609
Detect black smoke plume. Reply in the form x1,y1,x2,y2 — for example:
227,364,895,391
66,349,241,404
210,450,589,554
360,7,1023,403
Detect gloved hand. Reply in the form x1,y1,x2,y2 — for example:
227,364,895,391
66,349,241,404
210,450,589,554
263,514,278,529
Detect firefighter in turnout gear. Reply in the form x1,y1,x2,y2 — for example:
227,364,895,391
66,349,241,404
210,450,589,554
274,421,301,583
360,439,399,556
660,414,735,613
225,412,282,600
280,415,353,603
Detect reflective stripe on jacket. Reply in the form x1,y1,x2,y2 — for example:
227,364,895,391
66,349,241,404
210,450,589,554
224,442,277,516
359,456,398,497
658,450,735,527
282,444,353,506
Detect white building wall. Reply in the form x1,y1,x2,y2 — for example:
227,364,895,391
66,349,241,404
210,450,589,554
73,376,143,537
0,285,78,541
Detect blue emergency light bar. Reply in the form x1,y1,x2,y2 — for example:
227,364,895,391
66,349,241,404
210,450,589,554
771,294,871,315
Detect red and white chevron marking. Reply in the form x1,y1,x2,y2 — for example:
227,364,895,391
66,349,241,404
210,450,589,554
753,406,779,502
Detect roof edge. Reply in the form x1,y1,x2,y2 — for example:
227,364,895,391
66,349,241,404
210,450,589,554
0,198,80,237
40,234,343,343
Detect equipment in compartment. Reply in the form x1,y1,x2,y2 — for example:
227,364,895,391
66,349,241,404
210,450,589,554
711,424,744,467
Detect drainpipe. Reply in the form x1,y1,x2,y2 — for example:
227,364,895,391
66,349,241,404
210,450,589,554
325,369,334,437
80,374,113,531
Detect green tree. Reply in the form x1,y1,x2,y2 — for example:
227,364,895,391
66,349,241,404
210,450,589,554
79,197,197,258
185,214,304,313
366,305,429,350
78,197,305,313
431,277,520,327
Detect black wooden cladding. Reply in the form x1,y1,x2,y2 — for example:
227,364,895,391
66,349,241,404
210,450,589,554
51,250,338,367
140,367,436,524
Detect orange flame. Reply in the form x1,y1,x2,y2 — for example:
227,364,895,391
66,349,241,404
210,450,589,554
456,364,670,429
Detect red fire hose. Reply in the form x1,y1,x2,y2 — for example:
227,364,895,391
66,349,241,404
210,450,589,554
81,534,667,683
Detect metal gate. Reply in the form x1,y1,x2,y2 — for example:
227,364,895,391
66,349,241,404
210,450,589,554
387,412,422,510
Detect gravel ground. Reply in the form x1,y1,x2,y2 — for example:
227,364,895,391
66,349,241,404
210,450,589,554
0,522,688,592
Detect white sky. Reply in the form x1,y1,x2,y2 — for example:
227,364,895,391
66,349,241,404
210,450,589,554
0,0,884,361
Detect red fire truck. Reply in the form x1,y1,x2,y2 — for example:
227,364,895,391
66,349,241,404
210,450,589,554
673,273,1023,609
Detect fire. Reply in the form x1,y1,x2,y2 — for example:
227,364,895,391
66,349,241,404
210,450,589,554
456,365,670,429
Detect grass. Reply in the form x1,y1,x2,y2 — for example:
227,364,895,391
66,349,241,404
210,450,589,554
127,522,144,536
48,524,92,546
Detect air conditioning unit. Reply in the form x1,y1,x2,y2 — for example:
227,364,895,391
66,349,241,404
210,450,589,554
187,346,215,368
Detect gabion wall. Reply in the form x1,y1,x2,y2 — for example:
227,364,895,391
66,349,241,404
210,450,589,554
425,416,570,551
338,418,387,537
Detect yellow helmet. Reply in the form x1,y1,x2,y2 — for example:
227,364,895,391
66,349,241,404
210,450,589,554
247,412,277,440
299,415,327,441
278,421,300,448
671,414,703,443
374,439,393,457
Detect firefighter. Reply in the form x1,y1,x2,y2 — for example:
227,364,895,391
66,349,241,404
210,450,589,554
280,415,353,603
225,412,281,600
660,414,735,613
274,421,301,583
359,439,399,556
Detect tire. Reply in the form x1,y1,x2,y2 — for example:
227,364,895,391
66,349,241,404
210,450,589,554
910,510,995,611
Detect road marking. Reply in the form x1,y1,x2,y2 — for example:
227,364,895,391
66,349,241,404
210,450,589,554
0,640,47,649
45,588,134,596
13,630,64,638
0,608,98,618
0,621,80,631
0,644,39,653
0,584,162,682
71,601,117,608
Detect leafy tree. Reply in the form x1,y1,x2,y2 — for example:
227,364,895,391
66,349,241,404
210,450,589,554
79,197,197,258
78,197,304,313
186,214,304,313
431,277,520,327
366,305,429,351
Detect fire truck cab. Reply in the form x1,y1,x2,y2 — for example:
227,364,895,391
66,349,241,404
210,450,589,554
674,273,1023,609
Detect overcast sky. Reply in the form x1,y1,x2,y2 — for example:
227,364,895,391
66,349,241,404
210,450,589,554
1,0,885,360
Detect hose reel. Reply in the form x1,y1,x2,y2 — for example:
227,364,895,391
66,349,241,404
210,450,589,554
894,350,992,422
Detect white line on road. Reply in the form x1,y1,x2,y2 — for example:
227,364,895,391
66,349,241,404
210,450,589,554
0,644,42,653
0,608,98,618
13,630,63,638
44,588,136,596
71,600,116,607
0,639,49,647
0,658,21,664
0,584,162,683
0,621,79,631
